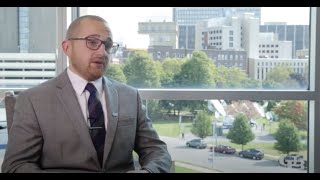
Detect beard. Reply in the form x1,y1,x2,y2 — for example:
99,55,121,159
86,55,109,81
69,55,110,81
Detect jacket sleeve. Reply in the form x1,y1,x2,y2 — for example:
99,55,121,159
133,91,172,173
1,91,46,173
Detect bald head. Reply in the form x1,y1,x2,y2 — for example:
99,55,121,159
66,15,111,39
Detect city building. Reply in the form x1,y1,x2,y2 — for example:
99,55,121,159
260,23,309,58
173,7,261,49
248,58,308,81
0,7,56,53
258,33,292,59
138,21,177,48
199,13,260,59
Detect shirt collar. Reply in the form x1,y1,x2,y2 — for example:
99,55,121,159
67,68,103,96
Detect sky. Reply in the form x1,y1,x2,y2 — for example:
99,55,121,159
87,7,310,49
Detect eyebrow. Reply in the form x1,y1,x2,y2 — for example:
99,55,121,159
86,34,113,42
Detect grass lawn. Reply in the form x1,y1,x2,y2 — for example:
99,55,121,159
153,120,193,138
175,165,201,173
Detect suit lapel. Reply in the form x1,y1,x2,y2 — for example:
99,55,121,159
102,77,119,166
55,70,99,164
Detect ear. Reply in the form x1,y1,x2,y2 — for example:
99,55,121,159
62,40,71,56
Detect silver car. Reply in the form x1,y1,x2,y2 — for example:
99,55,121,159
186,139,207,149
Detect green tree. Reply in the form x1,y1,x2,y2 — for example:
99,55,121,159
266,100,277,112
161,58,184,87
274,121,301,155
226,113,255,150
159,58,185,116
144,99,161,120
263,65,299,89
213,66,260,89
173,51,215,114
105,64,126,83
241,78,260,89
289,72,307,89
214,66,247,88
191,111,212,139
123,50,161,88
273,100,307,130
174,50,215,88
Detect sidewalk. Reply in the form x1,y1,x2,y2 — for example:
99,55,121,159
174,161,221,173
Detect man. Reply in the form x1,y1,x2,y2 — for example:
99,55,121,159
2,15,171,173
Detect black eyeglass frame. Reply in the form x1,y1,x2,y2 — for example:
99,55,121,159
68,36,119,54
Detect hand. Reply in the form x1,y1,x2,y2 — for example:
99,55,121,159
126,169,149,173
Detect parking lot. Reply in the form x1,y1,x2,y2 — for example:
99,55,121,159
161,136,307,173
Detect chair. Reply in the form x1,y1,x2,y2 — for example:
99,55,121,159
4,91,17,133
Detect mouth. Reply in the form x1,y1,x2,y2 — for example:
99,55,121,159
91,60,105,69
91,58,106,65
92,61,104,65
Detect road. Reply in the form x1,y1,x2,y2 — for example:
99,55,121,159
161,136,307,173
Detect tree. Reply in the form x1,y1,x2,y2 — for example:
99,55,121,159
226,113,255,150
241,78,260,89
191,111,212,139
214,66,248,88
174,50,215,88
173,51,215,114
123,50,161,88
274,121,301,155
273,100,307,130
159,58,185,116
105,64,126,83
161,58,184,88
289,72,307,89
266,100,277,112
263,65,299,89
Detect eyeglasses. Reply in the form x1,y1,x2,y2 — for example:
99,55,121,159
68,36,119,54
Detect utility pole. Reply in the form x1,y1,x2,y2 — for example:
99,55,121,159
211,122,216,168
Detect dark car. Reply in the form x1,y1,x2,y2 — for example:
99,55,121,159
213,145,236,154
186,139,207,149
279,154,306,169
238,148,264,160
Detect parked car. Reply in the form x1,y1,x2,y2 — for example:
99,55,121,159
186,139,207,149
213,145,236,154
238,148,264,160
279,154,306,168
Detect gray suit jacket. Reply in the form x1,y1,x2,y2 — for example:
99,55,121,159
1,70,171,173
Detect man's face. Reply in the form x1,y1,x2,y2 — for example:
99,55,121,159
63,19,112,81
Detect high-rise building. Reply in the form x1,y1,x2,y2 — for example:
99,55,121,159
138,21,177,48
173,7,261,50
200,13,260,59
0,7,56,53
260,23,309,58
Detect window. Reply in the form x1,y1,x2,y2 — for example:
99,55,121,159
1,7,318,173
0,7,59,89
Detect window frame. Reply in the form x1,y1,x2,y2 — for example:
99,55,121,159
0,7,318,173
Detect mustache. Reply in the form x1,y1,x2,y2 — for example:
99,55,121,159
91,55,109,63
